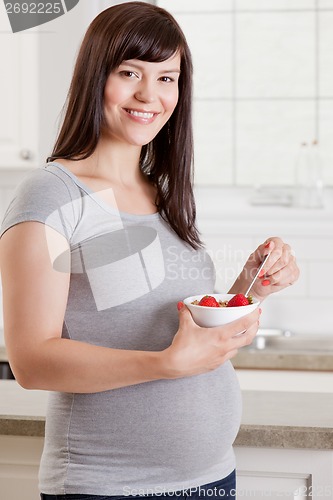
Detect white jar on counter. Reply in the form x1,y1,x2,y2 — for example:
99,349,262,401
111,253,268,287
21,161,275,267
294,140,324,209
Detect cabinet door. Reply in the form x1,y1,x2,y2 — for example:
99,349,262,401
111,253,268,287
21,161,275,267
237,472,309,499
0,10,39,168
0,436,44,500
236,447,333,500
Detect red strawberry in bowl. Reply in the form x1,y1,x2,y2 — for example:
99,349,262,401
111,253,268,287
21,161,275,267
227,293,252,307
198,295,220,307
183,293,260,327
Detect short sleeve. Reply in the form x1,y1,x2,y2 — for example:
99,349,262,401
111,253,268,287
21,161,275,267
0,167,80,241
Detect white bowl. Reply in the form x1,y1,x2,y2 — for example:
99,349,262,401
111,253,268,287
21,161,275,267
183,293,260,328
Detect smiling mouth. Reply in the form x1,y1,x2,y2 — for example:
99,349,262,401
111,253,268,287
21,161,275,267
125,109,156,119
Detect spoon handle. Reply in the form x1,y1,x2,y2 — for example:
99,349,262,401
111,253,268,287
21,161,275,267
245,252,271,297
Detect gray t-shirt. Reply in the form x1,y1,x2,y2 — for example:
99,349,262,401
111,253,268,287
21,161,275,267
0,163,242,496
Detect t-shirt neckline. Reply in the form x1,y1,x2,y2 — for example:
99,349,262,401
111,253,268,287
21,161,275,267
47,161,160,221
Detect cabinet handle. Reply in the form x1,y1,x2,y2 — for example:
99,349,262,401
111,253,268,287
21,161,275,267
20,149,32,160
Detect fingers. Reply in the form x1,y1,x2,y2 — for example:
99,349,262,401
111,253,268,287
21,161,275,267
257,238,299,288
209,316,259,364
212,307,261,347
230,315,259,350
265,242,292,275
197,310,260,369
264,258,299,287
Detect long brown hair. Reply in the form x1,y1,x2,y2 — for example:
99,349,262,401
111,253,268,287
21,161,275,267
48,1,202,249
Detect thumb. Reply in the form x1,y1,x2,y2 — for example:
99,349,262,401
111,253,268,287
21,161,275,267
177,301,194,326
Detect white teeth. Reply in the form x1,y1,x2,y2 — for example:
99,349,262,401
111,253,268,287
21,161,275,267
128,110,154,118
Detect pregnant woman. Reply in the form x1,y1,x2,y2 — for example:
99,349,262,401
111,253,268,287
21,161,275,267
0,2,299,499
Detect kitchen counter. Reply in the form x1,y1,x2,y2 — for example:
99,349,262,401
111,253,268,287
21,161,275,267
1,380,333,450
0,380,46,437
237,390,333,449
232,348,333,371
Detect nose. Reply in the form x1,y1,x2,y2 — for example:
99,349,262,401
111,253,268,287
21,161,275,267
134,78,156,103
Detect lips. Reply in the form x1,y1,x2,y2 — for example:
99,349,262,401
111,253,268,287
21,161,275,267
126,109,155,118
124,108,159,124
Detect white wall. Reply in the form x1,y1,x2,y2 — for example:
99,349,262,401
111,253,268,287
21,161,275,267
158,0,333,187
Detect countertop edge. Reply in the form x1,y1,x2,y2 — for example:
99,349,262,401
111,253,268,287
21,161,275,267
0,416,45,437
235,424,333,449
232,351,333,371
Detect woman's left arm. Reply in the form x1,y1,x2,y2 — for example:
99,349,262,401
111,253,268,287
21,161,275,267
228,237,300,301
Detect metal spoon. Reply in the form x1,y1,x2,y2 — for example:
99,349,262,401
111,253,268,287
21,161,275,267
244,252,271,297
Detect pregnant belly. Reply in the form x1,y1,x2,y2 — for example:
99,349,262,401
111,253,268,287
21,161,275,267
63,362,242,475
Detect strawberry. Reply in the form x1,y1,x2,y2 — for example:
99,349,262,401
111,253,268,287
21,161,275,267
227,293,250,307
198,295,220,307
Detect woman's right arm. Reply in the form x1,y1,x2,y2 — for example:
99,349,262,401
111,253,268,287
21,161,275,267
0,222,260,393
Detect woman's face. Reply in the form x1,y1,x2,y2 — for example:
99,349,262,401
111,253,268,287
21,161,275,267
102,52,181,147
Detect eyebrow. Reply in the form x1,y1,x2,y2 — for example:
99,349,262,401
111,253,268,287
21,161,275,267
120,61,181,74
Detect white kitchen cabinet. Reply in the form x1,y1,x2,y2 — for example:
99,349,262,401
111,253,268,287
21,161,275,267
235,447,333,500
237,473,308,500
0,435,44,500
236,369,333,393
0,1,101,170
0,12,39,169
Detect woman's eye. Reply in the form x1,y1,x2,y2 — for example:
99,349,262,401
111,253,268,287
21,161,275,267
120,71,137,78
159,76,173,83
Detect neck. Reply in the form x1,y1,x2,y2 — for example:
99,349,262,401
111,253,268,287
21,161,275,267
87,137,144,186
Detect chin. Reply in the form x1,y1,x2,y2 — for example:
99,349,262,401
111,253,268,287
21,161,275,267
127,135,158,147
